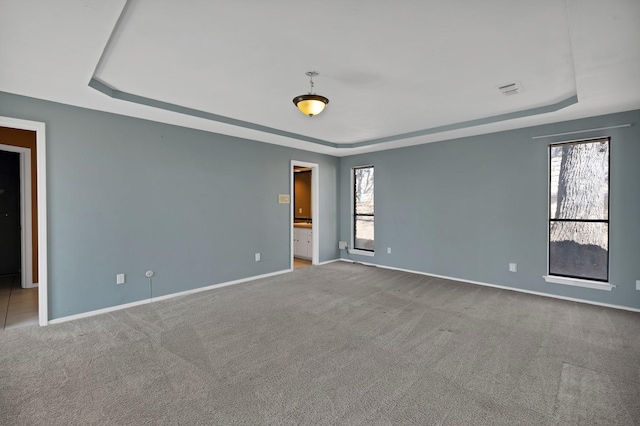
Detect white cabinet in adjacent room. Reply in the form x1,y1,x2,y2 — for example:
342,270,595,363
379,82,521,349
293,227,313,259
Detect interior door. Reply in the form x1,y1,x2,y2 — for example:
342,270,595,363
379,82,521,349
0,150,21,275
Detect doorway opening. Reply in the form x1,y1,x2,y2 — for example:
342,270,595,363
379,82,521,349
0,144,33,289
0,118,48,326
291,161,319,269
0,146,37,328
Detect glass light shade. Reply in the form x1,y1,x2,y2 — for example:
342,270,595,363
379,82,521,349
293,94,329,117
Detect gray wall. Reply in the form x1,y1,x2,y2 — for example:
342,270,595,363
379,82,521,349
339,109,640,310
0,92,340,319
2,89,637,317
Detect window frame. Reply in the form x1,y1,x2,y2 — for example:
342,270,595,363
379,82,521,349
543,137,614,291
350,165,375,256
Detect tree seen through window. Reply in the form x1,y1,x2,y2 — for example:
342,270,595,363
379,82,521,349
354,166,374,251
549,138,609,281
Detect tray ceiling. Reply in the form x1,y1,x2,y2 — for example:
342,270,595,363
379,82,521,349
1,0,639,156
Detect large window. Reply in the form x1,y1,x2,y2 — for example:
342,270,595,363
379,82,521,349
353,166,374,252
549,138,609,282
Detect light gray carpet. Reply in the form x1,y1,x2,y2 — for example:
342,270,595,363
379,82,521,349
1,262,639,425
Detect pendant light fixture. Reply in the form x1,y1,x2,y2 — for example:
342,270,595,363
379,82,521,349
293,71,329,117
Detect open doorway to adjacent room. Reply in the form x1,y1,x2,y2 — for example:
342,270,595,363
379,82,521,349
0,117,48,327
291,161,319,269
0,145,37,329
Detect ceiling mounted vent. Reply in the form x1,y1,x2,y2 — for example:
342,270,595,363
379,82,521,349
498,81,524,96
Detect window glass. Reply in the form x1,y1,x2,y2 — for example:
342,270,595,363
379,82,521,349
549,138,609,281
354,166,374,251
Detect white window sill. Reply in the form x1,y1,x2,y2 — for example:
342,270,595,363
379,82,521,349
543,275,615,291
349,249,375,257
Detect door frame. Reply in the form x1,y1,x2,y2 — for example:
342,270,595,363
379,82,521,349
290,160,319,269
0,144,33,289
0,116,48,326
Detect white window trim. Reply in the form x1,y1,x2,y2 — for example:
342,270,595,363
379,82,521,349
349,248,375,257
351,165,374,255
543,275,615,291
545,137,612,293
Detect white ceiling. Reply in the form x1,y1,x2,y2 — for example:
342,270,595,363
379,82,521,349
1,0,639,156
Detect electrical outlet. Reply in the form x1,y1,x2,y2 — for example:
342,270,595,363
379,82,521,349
255,253,261,262
116,273,125,285
339,241,348,250
509,263,517,272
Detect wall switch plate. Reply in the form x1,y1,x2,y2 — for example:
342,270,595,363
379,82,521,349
339,241,348,250
277,194,290,204
509,263,517,272
636,280,640,290
299,208,302,214
116,273,125,285
387,247,391,254
255,253,261,262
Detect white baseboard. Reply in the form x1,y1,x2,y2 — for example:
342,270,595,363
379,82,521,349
48,299,153,324
316,258,342,266
48,269,291,325
48,259,640,325
338,259,640,313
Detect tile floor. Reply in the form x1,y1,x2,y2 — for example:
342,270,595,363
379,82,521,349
293,257,312,269
0,274,38,330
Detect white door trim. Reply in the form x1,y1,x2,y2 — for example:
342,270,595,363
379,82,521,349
0,116,48,326
0,144,33,289
291,160,319,269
